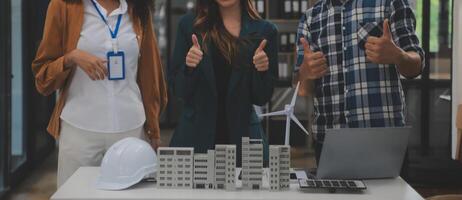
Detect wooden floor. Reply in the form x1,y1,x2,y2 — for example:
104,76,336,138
3,129,462,200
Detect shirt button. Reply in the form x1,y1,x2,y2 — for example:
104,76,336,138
344,47,347,51
343,26,346,30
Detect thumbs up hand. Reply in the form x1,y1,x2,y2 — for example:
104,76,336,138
253,39,269,72
186,34,203,68
299,37,328,80
365,19,405,65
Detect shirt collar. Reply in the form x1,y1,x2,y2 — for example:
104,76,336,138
112,0,128,16
325,0,349,8
92,0,128,17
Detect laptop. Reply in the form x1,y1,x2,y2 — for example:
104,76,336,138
316,127,411,179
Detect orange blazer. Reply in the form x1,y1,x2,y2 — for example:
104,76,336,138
31,0,168,139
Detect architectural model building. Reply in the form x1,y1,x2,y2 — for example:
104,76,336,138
193,150,215,189
241,137,263,190
157,139,291,191
269,145,291,191
157,147,194,189
214,145,236,190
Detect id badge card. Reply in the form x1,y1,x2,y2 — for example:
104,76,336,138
107,51,125,80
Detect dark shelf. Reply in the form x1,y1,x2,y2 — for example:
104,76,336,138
274,78,293,87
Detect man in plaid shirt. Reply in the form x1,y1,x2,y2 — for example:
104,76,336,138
295,0,425,162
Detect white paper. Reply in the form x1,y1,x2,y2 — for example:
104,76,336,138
301,1,308,12
285,0,291,13
109,55,124,79
257,0,264,13
293,1,299,12
289,33,296,44
281,34,288,45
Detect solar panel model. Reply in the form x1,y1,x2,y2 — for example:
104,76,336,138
298,178,367,193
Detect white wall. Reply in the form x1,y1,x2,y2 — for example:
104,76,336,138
452,0,462,159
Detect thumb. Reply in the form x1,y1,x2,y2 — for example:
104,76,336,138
256,39,267,53
382,19,392,39
300,37,312,54
192,34,201,49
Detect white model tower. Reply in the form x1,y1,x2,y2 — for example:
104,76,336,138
241,137,263,190
214,145,236,190
157,147,194,189
269,145,291,191
193,150,215,189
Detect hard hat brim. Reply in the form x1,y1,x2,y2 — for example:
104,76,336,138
94,164,156,190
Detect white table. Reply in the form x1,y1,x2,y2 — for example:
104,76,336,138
51,167,424,200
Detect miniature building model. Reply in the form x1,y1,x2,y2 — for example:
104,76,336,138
193,150,215,189
241,137,263,190
269,145,291,191
214,145,236,190
157,139,290,191
157,147,194,189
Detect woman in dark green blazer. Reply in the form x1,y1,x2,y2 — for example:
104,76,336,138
168,0,278,165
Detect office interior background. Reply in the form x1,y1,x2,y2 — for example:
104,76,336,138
0,0,461,199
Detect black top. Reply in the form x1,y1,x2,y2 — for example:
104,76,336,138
169,12,277,156
211,42,232,144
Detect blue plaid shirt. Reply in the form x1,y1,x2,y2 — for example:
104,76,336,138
295,0,424,142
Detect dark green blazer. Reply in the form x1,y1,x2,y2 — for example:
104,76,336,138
168,13,278,165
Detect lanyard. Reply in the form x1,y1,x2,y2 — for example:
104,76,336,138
91,0,122,52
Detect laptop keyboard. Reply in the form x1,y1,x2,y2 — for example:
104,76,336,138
299,179,367,191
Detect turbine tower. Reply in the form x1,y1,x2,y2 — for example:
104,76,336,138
258,82,309,145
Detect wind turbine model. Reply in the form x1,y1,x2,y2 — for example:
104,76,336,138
259,82,309,145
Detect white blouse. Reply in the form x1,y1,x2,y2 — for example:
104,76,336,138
61,0,145,133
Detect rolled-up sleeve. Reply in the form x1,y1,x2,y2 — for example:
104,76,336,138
390,0,425,72
295,14,308,72
31,0,72,96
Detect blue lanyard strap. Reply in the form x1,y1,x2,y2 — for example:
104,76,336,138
91,0,122,39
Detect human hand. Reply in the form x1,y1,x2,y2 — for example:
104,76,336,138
64,49,107,80
299,38,328,80
365,19,405,65
185,34,203,68
253,39,269,72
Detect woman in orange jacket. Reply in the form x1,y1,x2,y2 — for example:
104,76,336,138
32,0,167,187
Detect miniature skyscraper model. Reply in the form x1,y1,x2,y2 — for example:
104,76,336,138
269,145,291,191
241,137,263,190
214,145,236,190
258,81,309,145
157,147,194,189
193,150,215,189
157,148,174,188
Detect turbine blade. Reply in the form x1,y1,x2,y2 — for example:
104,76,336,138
290,114,310,136
258,110,287,118
290,81,301,107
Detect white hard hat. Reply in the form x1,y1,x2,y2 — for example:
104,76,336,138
95,137,157,190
